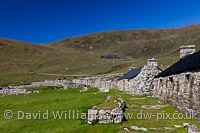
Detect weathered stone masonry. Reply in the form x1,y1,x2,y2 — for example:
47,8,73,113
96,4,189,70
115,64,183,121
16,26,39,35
73,58,162,95
153,45,200,115
88,97,125,124
130,58,162,95
0,79,85,95
153,71,200,114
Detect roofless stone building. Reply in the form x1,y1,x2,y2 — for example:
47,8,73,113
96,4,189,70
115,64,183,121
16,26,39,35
153,45,200,115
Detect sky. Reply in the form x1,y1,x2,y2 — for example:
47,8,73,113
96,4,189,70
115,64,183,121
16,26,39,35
0,0,200,44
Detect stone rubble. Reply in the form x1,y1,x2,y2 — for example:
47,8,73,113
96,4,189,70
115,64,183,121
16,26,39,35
123,127,130,132
0,79,85,95
149,128,165,131
129,104,139,108
80,87,88,92
174,125,182,128
99,87,109,93
9,79,85,90
131,126,147,132
141,104,169,110
0,88,39,95
183,123,190,128
131,125,192,132
88,97,125,124
130,97,147,100
164,127,173,130
149,127,172,131
188,125,200,133
105,95,111,102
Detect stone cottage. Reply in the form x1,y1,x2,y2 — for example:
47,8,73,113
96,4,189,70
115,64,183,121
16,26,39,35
117,67,142,92
118,58,162,95
153,45,200,115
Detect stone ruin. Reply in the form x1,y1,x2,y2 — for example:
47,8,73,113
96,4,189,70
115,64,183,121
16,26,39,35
117,79,131,92
73,58,162,96
153,71,200,115
80,87,88,92
0,79,86,95
153,45,200,116
0,87,39,95
130,58,162,95
99,87,109,93
101,54,122,59
73,77,117,92
88,97,125,124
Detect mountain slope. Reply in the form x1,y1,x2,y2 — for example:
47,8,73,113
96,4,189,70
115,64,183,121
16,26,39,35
51,24,200,59
1,24,200,83
0,37,128,78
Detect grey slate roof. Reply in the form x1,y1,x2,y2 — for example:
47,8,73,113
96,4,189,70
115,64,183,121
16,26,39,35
155,50,200,78
118,67,142,80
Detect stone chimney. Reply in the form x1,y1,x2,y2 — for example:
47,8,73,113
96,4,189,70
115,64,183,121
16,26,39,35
129,67,136,71
180,45,195,59
147,58,158,67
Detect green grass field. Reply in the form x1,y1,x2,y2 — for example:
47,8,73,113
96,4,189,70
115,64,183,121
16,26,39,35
0,87,199,133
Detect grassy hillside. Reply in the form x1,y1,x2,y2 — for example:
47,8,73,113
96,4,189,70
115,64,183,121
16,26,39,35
0,37,129,85
51,24,200,70
0,37,128,75
1,24,200,84
51,24,200,58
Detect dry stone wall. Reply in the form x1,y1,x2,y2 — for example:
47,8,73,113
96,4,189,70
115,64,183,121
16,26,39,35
153,71,200,115
88,98,125,124
0,80,85,95
0,87,39,95
117,79,131,92
8,80,85,90
73,77,117,91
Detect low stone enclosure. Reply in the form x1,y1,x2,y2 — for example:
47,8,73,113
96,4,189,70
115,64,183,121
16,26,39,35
0,79,85,95
8,79,85,90
0,88,39,95
88,96,125,124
